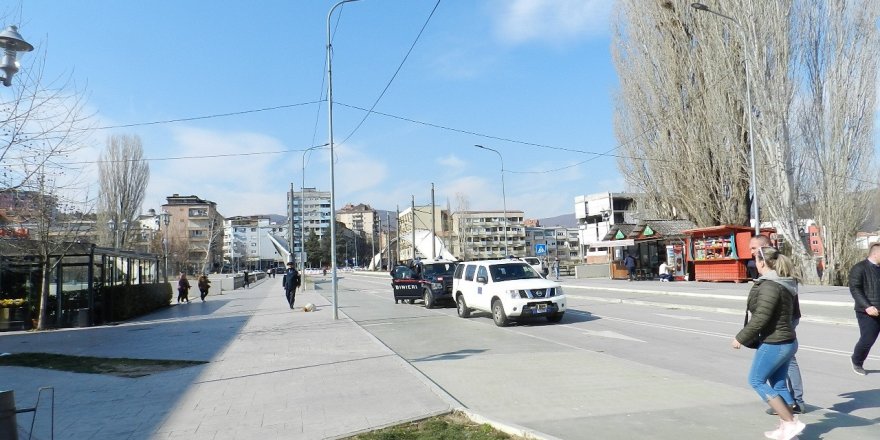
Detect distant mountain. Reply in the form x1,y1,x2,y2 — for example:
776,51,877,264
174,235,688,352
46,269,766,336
538,213,577,228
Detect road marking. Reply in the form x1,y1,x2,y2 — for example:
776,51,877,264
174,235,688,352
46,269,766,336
576,328,645,342
362,322,395,327
655,313,704,321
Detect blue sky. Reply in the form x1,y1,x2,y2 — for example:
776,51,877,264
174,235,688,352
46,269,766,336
11,0,621,219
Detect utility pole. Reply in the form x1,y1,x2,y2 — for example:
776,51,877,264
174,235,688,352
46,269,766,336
386,211,392,267
375,216,381,270
431,183,436,260
411,195,417,262
289,183,294,264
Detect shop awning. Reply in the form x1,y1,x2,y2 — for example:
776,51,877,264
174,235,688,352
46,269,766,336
591,239,635,247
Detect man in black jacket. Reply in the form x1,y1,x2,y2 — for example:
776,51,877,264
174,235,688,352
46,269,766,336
849,242,880,375
283,262,301,310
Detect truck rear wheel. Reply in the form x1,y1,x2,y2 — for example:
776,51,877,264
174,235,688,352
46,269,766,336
424,289,435,309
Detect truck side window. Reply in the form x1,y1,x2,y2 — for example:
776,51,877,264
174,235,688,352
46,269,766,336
454,264,465,279
477,266,489,283
464,265,476,281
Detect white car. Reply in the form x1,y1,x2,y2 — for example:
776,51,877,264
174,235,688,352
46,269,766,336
452,260,565,327
522,257,546,277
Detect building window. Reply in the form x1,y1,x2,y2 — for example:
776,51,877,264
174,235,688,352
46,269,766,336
189,208,208,217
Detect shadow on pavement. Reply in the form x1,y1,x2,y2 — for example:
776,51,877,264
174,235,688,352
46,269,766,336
410,348,489,363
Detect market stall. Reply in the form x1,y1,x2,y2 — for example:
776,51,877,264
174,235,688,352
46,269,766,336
683,225,757,282
599,220,696,280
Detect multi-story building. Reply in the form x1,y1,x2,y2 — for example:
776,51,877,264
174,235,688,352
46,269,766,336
575,192,637,264
337,203,379,242
224,216,287,272
524,225,580,263
288,187,331,263
397,205,452,261
161,194,225,275
450,210,526,260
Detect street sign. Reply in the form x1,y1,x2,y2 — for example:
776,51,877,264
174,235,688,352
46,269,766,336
535,244,547,256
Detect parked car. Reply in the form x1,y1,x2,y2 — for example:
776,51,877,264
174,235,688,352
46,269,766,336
389,260,457,307
390,265,421,304
522,257,546,277
452,259,565,326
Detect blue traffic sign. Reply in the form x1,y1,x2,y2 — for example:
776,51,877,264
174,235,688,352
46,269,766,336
535,244,547,256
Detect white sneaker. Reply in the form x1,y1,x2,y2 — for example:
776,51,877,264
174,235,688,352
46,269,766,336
780,418,805,440
764,420,783,439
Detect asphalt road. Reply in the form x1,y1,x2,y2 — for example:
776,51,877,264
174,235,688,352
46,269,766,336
322,273,880,440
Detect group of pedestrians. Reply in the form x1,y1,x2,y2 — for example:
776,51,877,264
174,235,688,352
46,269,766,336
732,236,880,440
176,272,211,303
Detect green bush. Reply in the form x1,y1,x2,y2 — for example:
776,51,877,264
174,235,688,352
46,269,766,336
105,283,172,321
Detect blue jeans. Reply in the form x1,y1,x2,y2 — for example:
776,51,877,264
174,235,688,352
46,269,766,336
787,319,804,406
748,340,798,403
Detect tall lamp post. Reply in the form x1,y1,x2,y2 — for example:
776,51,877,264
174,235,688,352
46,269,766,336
474,144,508,256
159,212,170,283
327,0,362,320
691,3,760,235
108,219,119,249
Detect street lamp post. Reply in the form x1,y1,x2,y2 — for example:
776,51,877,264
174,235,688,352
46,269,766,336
474,144,508,256
0,25,34,87
108,219,119,249
327,0,362,320
159,212,170,283
691,3,760,235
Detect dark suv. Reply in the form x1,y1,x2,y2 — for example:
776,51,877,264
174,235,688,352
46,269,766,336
419,261,457,308
390,260,457,308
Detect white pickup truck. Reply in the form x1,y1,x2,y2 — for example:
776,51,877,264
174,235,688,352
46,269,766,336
451,259,565,327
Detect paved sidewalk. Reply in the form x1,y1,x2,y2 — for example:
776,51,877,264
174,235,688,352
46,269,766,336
1,277,454,440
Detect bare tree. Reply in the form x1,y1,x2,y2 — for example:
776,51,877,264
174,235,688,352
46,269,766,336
796,0,879,284
613,0,878,284
97,134,150,248
0,42,94,329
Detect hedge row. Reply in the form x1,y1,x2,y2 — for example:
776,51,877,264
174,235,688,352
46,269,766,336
106,283,173,322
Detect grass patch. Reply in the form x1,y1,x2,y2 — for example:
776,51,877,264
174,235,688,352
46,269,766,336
346,413,524,440
0,352,206,378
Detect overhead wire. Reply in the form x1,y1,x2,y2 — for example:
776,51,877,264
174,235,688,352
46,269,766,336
337,0,442,146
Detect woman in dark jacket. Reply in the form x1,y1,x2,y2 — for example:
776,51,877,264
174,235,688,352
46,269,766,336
733,246,804,440
177,272,191,304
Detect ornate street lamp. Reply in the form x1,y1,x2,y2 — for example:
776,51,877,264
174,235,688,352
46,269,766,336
0,25,33,87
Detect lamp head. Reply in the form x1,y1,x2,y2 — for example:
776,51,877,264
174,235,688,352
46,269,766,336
691,3,710,11
0,25,33,87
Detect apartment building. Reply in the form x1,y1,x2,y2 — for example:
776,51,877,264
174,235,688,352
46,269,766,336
524,226,580,263
288,187,331,261
397,205,451,261
337,203,378,241
450,210,526,260
224,216,287,272
161,194,225,274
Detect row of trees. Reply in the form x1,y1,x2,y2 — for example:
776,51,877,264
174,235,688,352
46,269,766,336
613,0,879,285
302,222,372,268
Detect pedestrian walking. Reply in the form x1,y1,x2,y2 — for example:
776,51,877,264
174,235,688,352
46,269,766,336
197,274,211,302
623,253,637,281
848,242,880,375
733,245,804,440
242,270,250,289
749,236,805,414
177,272,191,304
283,262,301,309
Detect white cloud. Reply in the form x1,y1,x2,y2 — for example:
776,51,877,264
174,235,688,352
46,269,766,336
334,143,388,196
491,0,613,45
437,154,467,174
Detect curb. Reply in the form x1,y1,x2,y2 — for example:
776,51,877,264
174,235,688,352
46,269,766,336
325,289,563,440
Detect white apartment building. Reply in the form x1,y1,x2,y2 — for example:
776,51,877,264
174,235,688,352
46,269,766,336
288,187,331,262
224,216,287,272
450,210,526,260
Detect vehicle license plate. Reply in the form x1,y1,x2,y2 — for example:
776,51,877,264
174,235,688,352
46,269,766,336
536,304,548,313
